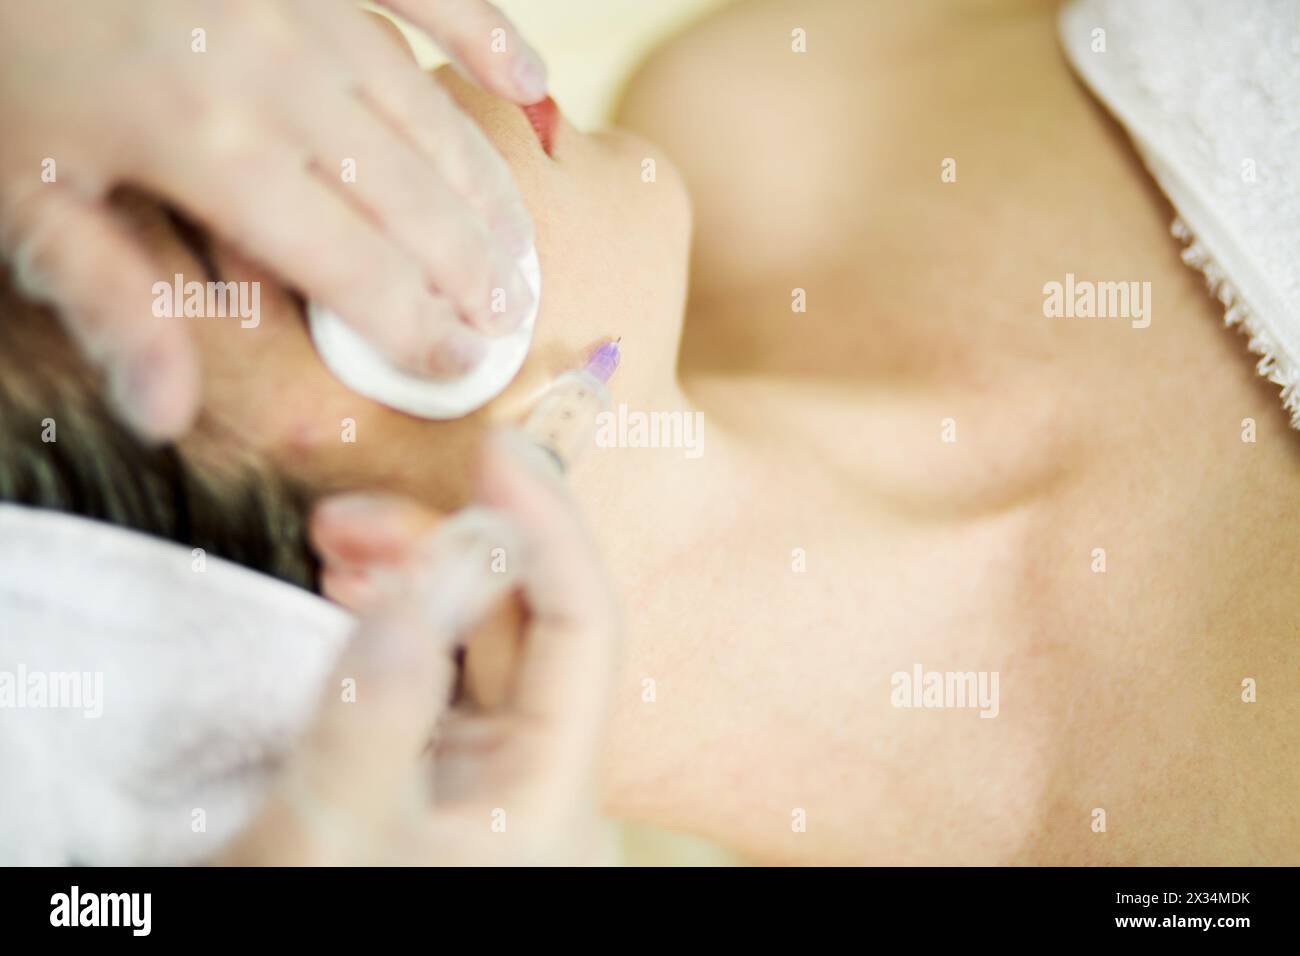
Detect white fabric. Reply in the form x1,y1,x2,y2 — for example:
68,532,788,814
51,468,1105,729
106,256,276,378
0,504,353,865
1061,0,1300,427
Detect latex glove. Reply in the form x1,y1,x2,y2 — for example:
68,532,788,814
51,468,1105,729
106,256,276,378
221,432,622,865
0,0,544,439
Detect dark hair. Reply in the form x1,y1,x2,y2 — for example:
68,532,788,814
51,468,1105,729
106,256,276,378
0,239,318,591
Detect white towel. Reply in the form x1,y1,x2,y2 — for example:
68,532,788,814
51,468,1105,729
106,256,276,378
0,503,353,864
1061,0,1300,427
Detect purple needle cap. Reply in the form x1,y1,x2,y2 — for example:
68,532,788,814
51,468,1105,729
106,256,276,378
583,338,621,383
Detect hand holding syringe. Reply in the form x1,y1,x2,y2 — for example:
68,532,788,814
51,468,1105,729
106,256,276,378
221,429,622,865
222,342,623,864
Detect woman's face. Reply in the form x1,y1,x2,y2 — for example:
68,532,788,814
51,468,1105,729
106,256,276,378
179,64,692,508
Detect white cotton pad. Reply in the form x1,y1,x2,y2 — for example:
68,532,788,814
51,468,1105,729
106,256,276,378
307,244,541,420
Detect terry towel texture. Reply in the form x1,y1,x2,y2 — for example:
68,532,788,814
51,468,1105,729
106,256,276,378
1061,0,1300,427
0,504,352,864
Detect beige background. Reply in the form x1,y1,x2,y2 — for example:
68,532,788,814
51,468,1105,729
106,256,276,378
377,0,734,127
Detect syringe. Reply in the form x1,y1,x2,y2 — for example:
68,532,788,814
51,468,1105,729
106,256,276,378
521,339,621,473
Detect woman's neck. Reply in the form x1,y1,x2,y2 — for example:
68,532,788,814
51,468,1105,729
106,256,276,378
554,293,758,676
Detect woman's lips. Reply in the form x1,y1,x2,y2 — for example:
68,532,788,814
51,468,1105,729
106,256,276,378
522,96,559,156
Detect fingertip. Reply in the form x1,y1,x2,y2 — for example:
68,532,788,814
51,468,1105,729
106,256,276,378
510,48,549,104
312,492,405,532
385,309,488,378
349,292,489,379
105,336,201,442
408,2,547,104
427,323,490,376
310,493,441,565
320,565,382,613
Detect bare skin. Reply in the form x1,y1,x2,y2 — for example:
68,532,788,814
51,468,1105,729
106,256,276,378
108,0,1299,863
604,0,1300,863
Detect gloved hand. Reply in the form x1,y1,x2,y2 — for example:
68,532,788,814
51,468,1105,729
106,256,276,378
220,432,622,865
0,0,544,439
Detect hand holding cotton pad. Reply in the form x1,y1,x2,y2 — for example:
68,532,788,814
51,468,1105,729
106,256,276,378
308,244,542,420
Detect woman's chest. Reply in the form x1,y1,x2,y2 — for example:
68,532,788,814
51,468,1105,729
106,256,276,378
597,413,1079,861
